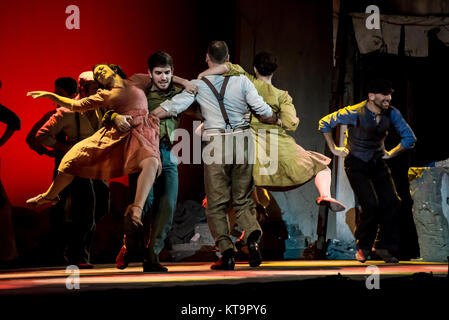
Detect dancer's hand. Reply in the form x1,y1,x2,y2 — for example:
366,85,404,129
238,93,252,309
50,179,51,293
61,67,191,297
114,114,133,132
184,81,198,95
125,205,143,227
382,150,393,159
332,146,349,157
194,122,203,137
27,91,52,99
130,213,143,227
276,118,283,127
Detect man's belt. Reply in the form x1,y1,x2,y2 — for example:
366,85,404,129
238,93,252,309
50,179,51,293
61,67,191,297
203,126,250,137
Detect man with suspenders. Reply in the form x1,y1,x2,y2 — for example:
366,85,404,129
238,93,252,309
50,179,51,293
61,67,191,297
152,41,280,270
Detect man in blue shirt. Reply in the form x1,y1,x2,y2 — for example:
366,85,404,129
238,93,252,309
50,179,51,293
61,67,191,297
318,79,416,263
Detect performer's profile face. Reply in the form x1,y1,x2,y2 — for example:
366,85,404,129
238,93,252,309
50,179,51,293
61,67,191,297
93,65,115,86
369,92,392,110
149,65,173,91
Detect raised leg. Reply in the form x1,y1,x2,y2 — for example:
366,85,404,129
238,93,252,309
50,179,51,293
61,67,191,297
26,171,75,206
314,167,345,212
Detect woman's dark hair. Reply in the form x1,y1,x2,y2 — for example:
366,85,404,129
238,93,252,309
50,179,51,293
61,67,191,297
253,51,278,76
92,64,127,80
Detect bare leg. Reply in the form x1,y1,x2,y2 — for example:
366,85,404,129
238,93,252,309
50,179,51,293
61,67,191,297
26,171,75,205
43,172,75,199
134,157,159,208
118,156,160,270
126,157,159,226
314,167,332,198
314,167,346,212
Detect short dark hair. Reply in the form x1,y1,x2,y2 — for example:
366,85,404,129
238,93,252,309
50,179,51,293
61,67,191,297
54,77,78,96
366,79,394,95
92,64,127,80
207,41,229,64
253,51,278,76
147,51,173,72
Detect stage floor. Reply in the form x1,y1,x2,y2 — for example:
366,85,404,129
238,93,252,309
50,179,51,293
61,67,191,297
0,260,449,320
0,260,447,316
0,259,446,294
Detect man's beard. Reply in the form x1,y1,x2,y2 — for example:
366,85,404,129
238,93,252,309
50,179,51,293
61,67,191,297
374,100,389,110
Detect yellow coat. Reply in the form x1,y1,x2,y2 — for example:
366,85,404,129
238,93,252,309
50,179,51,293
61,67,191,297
225,63,330,188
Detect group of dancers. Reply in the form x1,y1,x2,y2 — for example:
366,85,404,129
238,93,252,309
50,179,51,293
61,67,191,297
25,40,416,271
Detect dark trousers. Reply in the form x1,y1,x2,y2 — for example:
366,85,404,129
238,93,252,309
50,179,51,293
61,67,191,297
344,154,400,251
0,178,18,261
65,178,110,264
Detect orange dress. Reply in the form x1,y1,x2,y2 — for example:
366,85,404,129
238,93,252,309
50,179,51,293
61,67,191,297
58,74,161,180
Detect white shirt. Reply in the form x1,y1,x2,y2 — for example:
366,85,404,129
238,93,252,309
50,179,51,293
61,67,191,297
161,75,273,130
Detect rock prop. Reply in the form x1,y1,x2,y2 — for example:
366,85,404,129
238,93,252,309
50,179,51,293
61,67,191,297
409,167,449,262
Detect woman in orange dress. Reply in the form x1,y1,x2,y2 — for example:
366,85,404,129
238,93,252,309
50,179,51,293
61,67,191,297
26,64,193,226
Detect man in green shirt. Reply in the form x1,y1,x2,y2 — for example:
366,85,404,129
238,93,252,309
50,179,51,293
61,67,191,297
113,51,196,272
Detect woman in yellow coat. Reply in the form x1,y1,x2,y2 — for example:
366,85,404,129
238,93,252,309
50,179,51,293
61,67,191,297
199,52,344,212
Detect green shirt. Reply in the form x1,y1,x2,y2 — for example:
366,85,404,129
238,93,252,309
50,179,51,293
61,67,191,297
147,84,183,144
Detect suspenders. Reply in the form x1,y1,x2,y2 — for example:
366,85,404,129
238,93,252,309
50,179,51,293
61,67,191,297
201,76,232,129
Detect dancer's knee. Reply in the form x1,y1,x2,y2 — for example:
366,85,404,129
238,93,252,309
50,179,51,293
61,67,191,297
140,156,159,170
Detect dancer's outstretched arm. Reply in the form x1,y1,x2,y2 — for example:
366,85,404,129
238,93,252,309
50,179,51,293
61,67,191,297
28,90,107,112
27,91,75,109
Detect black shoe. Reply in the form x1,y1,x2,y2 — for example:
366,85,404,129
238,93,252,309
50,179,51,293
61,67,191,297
372,248,399,263
210,249,235,270
235,238,245,251
248,241,262,267
143,262,168,272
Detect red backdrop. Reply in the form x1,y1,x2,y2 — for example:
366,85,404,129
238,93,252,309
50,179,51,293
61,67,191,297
0,0,208,206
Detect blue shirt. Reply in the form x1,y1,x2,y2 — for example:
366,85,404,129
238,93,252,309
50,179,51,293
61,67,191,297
160,75,273,131
318,100,416,161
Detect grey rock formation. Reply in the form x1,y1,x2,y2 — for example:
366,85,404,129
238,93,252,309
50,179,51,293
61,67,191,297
410,167,449,262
